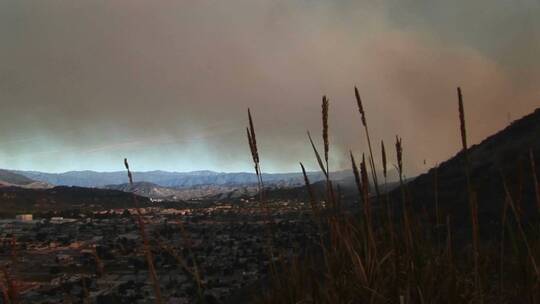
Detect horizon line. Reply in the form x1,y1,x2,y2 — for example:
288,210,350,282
3,167,357,175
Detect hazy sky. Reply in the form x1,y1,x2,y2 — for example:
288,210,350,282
0,0,539,174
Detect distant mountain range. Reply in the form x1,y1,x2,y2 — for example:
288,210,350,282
0,168,357,211
12,169,354,189
7,169,357,201
2,107,540,219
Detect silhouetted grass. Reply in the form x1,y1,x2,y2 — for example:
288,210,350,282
253,87,540,304
124,158,163,304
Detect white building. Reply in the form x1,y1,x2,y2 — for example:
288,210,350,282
15,214,33,221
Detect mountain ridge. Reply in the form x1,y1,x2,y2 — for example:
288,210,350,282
11,169,356,189
390,107,540,236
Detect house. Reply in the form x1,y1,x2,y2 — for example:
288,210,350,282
16,214,33,221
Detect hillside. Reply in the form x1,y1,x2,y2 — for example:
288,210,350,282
106,181,265,201
104,182,182,200
0,169,35,185
0,186,151,215
0,169,52,189
391,107,540,236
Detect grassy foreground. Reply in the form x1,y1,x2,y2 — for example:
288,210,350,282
248,88,540,304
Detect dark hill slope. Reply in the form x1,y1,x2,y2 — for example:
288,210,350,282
393,107,540,237
0,186,151,214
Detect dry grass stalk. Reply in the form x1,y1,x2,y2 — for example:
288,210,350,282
82,276,90,304
247,109,266,216
361,154,377,252
355,86,367,127
322,96,329,172
319,96,337,211
529,149,540,213
155,237,203,295
336,184,343,210
0,266,17,304
500,171,539,277
380,139,395,250
3,236,20,304
499,183,509,296
307,131,328,178
124,158,163,304
2,237,18,304
393,135,415,300
247,109,265,196
395,136,403,183
354,86,380,198
457,87,481,298
300,162,320,219
381,141,387,182
360,154,371,224
368,155,379,196
394,136,406,210
300,161,328,264
351,153,366,217
446,215,453,266
432,164,443,255
248,109,259,165
394,135,415,264
91,246,104,277
457,88,468,153
0,281,9,304
351,152,362,201
63,289,74,304
306,96,337,211
9,237,17,265
433,165,440,228
351,151,377,254
246,109,268,214
246,109,279,278
246,128,258,175
177,222,205,300
513,158,525,216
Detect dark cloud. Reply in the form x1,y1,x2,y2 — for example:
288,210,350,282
0,0,538,174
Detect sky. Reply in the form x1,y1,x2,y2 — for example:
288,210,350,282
0,0,539,175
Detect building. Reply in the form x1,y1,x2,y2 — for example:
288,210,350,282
16,214,33,221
